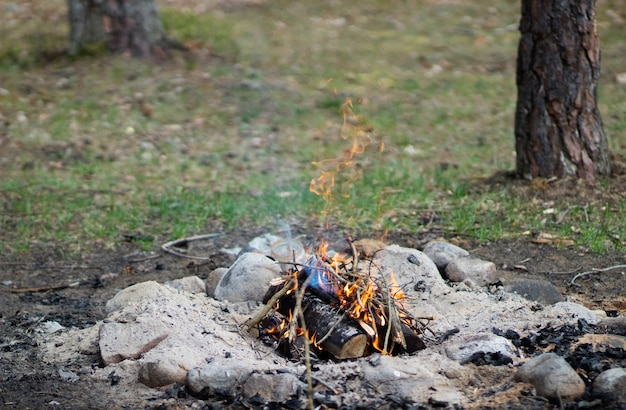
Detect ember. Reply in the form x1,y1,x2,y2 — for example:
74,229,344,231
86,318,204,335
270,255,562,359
251,241,430,360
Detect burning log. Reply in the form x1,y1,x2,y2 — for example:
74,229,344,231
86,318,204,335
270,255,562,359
302,295,368,359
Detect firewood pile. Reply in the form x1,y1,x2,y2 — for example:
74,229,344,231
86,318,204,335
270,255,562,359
247,242,432,361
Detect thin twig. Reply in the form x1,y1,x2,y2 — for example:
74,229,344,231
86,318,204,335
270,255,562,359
292,274,315,410
124,253,161,263
569,264,626,286
3,281,82,293
348,236,359,275
0,263,103,270
161,233,223,260
244,278,295,330
556,205,588,224
546,267,581,275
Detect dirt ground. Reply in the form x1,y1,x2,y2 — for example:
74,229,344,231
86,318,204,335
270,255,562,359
1,219,625,409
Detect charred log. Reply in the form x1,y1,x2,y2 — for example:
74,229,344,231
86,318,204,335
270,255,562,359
301,295,368,360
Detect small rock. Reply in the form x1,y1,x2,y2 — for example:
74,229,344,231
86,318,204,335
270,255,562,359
505,278,563,304
206,267,228,297
58,367,80,383
353,238,387,257
164,276,206,294
242,372,303,403
39,321,65,334
214,252,281,302
553,301,598,323
445,256,498,286
445,333,516,364
515,353,585,401
423,241,469,271
186,359,254,398
593,368,626,402
138,358,187,388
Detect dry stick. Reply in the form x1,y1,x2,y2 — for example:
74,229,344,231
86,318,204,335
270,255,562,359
4,281,82,293
292,275,315,410
161,233,223,260
569,264,626,286
0,262,103,270
124,253,161,263
556,204,589,225
348,236,359,275
244,278,295,330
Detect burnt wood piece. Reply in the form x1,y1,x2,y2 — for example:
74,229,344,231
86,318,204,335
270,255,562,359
302,295,368,360
393,322,426,354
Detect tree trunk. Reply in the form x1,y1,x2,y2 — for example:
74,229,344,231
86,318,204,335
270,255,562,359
514,0,610,181
67,0,179,57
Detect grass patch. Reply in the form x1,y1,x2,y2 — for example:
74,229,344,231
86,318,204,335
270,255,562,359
1,0,625,255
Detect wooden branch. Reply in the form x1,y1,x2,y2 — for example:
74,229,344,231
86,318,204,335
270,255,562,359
245,278,295,331
161,233,223,260
4,281,82,293
569,264,626,286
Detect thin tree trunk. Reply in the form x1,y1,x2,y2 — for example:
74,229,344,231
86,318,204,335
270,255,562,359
514,0,610,181
68,0,182,57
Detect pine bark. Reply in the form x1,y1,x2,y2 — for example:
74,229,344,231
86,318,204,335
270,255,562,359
514,0,610,181
67,0,179,57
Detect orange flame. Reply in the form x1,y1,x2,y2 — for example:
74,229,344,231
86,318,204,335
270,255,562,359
309,98,383,208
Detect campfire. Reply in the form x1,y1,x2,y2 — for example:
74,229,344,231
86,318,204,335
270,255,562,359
247,240,430,360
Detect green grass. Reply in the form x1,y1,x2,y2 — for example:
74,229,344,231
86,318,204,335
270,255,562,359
0,0,625,255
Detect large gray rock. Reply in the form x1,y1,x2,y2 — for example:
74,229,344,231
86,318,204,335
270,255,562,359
423,241,469,271
445,256,498,286
515,353,585,401
444,333,516,364
214,252,282,302
99,321,169,365
105,280,172,314
593,368,626,402
553,302,598,323
187,359,256,397
373,245,446,294
138,358,187,388
242,372,303,403
505,278,563,304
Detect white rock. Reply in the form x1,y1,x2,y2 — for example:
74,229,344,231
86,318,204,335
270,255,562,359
138,358,187,388
242,372,303,403
445,256,498,286
423,241,469,271
186,359,256,397
553,302,598,323
164,276,206,294
515,353,585,401
38,321,65,334
444,333,516,363
593,368,626,401
214,252,281,302
99,321,169,365
58,367,80,382
373,245,447,293
105,281,174,314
